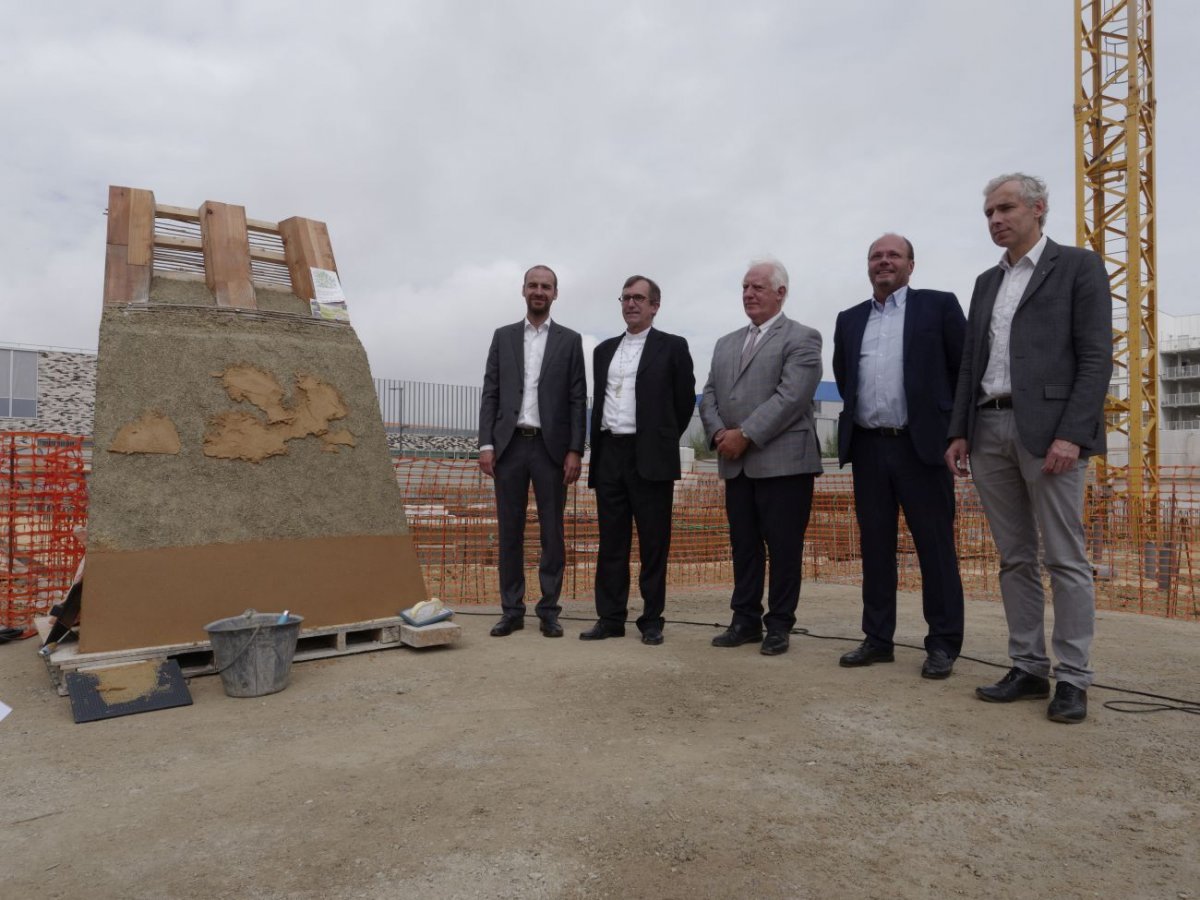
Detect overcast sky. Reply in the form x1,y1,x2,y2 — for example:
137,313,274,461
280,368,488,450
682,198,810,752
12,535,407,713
5,1,1197,391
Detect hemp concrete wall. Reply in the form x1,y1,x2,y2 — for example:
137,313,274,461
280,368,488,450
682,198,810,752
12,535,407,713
84,301,426,652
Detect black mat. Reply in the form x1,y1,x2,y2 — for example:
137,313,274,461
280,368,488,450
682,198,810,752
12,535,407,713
65,659,192,723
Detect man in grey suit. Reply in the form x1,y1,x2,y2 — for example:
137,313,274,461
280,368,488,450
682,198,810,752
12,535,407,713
946,173,1112,723
700,258,824,656
479,265,587,638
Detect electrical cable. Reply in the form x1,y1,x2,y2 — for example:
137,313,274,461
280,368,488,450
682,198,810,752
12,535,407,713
453,608,1200,716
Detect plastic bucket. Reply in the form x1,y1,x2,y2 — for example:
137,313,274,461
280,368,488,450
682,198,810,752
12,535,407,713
204,610,304,698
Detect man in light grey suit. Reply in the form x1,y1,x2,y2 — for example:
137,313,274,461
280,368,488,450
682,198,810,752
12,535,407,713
479,264,587,638
700,258,824,656
946,173,1112,723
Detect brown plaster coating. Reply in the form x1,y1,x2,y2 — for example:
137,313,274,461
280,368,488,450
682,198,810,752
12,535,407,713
202,366,354,462
108,410,182,455
81,534,427,652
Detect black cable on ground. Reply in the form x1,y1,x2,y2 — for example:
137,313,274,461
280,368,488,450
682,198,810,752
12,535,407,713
452,609,1200,716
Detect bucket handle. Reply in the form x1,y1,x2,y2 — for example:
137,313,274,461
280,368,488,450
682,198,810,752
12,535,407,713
213,624,263,675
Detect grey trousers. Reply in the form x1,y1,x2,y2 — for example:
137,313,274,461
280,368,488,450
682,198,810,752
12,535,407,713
970,410,1095,689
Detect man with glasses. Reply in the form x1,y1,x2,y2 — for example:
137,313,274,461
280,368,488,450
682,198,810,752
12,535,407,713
479,265,587,639
580,275,695,645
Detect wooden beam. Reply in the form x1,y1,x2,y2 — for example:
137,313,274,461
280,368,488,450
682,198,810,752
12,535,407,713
154,234,202,253
153,203,199,224
103,185,155,305
199,201,257,309
278,217,336,300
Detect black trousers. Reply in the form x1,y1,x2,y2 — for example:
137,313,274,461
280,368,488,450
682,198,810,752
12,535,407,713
493,433,565,620
851,427,964,657
725,472,815,635
593,435,674,631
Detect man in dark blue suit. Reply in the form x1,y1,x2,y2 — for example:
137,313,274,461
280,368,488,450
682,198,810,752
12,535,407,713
832,234,966,678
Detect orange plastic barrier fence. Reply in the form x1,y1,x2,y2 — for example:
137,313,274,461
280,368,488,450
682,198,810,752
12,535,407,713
0,433,88,629
4,445,1193,628
395,458,1200,621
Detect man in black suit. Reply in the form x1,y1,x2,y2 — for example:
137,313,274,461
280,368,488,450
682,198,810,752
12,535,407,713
833,234,966,678
478,265,587,638
947,173,1112,723
581,275,695,645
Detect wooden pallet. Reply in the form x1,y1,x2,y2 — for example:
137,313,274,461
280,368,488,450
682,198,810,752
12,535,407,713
35,615,461,697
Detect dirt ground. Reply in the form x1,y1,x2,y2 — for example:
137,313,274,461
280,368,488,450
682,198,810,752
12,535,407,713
1,583,1197,900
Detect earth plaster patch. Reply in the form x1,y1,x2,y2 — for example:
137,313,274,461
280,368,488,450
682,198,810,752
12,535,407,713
88,304,408,552
108,409,181,455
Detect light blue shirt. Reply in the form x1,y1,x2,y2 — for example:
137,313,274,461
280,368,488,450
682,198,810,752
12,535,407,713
855,286,908,429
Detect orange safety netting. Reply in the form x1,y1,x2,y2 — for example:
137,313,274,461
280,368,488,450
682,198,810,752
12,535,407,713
0,432,88,629
395,458,1200,621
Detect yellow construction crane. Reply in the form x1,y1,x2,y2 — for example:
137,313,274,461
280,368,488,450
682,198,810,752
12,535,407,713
1075,0,1157,536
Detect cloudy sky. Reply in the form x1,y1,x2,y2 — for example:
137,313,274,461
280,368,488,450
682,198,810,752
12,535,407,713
5,1,1197,391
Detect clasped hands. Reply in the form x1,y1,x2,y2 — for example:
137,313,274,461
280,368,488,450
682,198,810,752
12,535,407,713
714,427,750,460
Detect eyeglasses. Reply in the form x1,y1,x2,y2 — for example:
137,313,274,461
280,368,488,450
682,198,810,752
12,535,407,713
618,293,650,304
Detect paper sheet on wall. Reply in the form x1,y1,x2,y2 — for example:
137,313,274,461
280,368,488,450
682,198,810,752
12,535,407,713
0,699,11,724
309,267,350,323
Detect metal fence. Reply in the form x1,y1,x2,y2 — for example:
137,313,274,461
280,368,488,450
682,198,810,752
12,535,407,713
374,378,482,437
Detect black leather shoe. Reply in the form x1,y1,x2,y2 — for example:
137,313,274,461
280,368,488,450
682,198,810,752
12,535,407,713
579,621,625,640
839,641,894,667
921,649,955,680
490,617,524,637
640,627,664,645
975,667,1051,703
760,632,790,656
539,617,563,638
711,624,763,647
1047,682,1088,723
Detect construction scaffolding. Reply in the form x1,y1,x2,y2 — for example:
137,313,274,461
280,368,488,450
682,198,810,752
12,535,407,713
0,432,88,629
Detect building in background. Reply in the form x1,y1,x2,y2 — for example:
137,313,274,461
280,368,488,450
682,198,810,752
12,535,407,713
0,343,95,437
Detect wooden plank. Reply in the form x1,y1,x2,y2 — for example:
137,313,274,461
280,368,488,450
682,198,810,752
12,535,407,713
278,216,336,300
246,216,280,233
126,189,155,267
154,234,203,252
199,200,257,309
106,185,131,243
154,203,200,223
103,185,154,305
42,615,413,696
249,246,288,264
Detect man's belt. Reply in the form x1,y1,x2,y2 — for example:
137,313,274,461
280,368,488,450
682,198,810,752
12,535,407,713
978,396,1013,410
516,426,541,437
858,426,907,437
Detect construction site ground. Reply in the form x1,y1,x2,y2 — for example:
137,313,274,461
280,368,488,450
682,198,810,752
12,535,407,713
1,583,1196,900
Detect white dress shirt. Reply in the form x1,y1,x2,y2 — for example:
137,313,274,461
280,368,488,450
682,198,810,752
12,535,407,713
601,329,649,434
518,317,552,428
981,234,1048,401
855,286,908,429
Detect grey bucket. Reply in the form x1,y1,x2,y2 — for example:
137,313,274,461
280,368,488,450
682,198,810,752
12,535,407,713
204,609,304,698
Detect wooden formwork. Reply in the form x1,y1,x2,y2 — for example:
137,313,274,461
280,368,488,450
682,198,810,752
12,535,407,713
104,185,338,307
